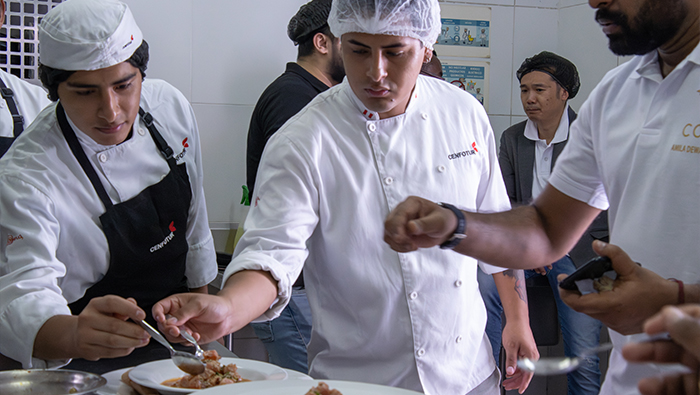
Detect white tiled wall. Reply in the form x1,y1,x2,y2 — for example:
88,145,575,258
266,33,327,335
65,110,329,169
483,5,515,117
124,0,193,99
123,0,624,228
511,6,559,116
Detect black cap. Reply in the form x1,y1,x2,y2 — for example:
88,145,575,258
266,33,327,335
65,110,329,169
516,51,580,99
287,0,333,45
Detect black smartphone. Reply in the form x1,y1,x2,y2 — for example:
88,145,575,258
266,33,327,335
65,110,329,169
558,256,613,291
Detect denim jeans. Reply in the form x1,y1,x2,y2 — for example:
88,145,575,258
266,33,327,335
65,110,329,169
477,256,603,395
250,287,312,373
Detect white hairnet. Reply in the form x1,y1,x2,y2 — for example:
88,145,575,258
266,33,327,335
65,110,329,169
328,0,442,49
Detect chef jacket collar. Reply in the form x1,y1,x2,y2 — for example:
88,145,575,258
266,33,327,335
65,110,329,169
63,107,141,152
344,78,423,121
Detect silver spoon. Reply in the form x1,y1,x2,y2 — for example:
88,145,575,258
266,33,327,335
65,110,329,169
518,333,671,376
138,320,206,375
518,342,613,375
179,328,205,360
165,314,205,361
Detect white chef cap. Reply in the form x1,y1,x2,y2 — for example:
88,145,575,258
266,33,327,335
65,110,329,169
39,0,143,71
328,0,442,49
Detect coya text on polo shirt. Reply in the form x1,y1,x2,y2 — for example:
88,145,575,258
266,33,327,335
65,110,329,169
448,142,479,160
671,123,700,154
681,123,700,138
150,221,176,253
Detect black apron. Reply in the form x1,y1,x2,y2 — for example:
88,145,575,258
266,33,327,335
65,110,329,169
0,79,25,158
56,103,192,373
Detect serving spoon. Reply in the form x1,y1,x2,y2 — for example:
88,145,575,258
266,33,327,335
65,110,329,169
518,333,674,376
138,320,205,375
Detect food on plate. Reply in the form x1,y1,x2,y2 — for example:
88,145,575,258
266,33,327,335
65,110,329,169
306,381,344,395
162,350,250,389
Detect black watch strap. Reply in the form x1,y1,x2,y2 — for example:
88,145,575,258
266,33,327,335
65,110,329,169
438,202,467,250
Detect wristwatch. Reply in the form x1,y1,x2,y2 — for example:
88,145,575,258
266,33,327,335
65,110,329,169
438,202,467,249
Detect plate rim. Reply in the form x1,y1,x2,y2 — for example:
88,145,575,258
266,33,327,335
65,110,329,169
195,378,425,395
128,357,288,393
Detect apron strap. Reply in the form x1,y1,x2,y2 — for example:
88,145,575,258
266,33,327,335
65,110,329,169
57,104,179,210
0,78,24,137
138,107,178,169
56,102,113,209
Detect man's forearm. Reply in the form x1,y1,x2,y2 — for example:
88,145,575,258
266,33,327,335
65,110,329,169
493,269,529,322
454,206,557,269
451,186,602,270
218,270,278,333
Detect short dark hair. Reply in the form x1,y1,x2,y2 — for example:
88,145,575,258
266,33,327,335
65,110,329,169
39,40,150,102
297,25,334,58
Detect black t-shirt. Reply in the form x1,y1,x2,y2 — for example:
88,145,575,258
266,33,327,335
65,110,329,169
246,62,329,197
246,62,329,288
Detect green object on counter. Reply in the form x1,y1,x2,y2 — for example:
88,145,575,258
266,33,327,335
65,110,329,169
240,185,251,206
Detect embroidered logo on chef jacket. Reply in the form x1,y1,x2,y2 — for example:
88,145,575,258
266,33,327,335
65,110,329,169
173,138,189,163
447,142,479,160
150,221,177,252
7,234,23,246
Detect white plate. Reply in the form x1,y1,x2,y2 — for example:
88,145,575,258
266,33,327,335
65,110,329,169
98,366,308,395
128,358,288,395
197,379,424,395
98,368,136,395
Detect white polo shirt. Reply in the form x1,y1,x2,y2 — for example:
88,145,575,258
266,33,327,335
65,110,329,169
549,42,700,395
524,108,569,199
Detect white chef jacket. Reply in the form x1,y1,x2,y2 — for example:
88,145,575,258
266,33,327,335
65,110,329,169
0,69,50,137
224,76,510,395
0,78,217,369
549,42,700,395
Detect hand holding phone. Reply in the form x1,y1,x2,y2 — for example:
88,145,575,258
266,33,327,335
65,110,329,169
559,256,614,292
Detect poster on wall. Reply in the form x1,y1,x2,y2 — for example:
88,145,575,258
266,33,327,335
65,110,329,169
435,4,491,58
441,60,490,111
